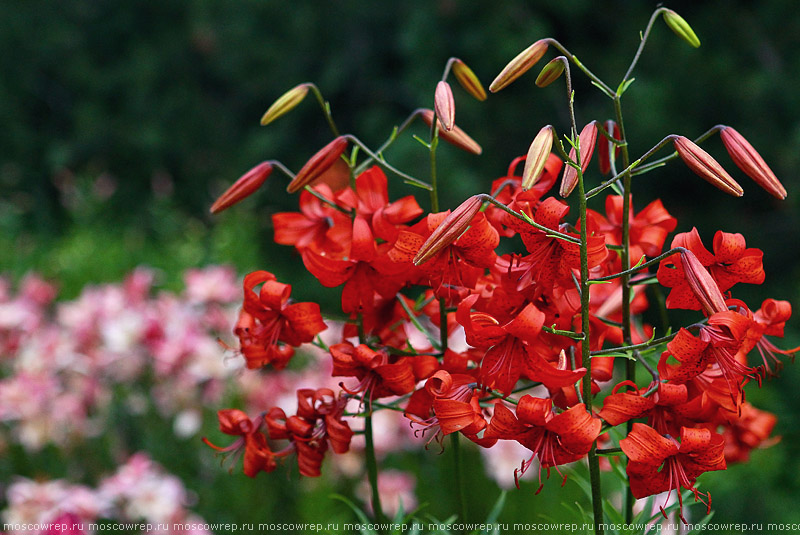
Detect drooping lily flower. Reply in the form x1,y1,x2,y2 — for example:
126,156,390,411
657,228,765,311
265,388,353,477
202,409,276,477
620,423,726,523
485,396,601,492
330,342,416,401
736,298,799,377
234,271,327,369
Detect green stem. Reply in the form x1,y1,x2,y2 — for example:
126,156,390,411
576,126,604,535
613,83,637,527
308,83,340,137
345,135,432,191
590,331,679,356
364,402,386,528
476,194,580,244
589,247,685,283
451,433,468,530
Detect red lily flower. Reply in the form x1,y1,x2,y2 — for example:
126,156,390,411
272,184,351,255
390,211,499,301
620,423,726,522
335,166,424,243
264,388,353,477
736,298,799,377
657,228,765,311
659,310,755,403
718,402,778,463
235,271,327,369
598,380,689,436
404,370,493,448
302,241,410,314
485,397,601,491
504,197,607,297
457,293,585,395
203,409,276,477
330,342,416,400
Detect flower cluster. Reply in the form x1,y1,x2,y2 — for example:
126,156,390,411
0,266,241,450
2,453,210,535
206,7,796,527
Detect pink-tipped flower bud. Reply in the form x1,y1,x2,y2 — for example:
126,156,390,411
680,249,728,316
451,59,487,101
210,161,272,214
662,9,701,48
534,57,566,88
286,136,349,194
260,83,311,126
414,195,483,265
434,81,456,132
720,126,786,200
420,110,482,155
490,39,549,93
522,125,555,190
598,120,621,176
560,121,598,198
673,136,743,197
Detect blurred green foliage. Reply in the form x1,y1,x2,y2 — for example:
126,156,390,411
2,0,800,531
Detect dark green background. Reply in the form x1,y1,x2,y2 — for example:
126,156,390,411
1,1,798,532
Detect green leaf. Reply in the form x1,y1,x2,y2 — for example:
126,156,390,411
330,494,378,535
617,77,636,96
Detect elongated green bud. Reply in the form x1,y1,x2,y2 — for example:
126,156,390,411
451,59,487,101
662,9,701,48
535,57,565,88
260,83,311,126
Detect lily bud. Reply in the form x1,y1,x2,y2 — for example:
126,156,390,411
522,125,555,190
434,81,456,131
414,195,483,265
598,120,621,176
680,249,727,316
490,39,549,92
560,121,598,198
535,57,565,88
286,136,349,194
260,83,311,126
420,109,482,155
662,9,701,48
451,59,487,101
673,136,743,197
210,161,272,214
720,127,786,199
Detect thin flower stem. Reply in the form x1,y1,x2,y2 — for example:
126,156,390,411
541,325,585,340
450,433,468,531
302,185,352,214
590,332,679,356
545,39,615,98
621,8,669,84
308,83,341,137
364,401,387,529
476,194,581,244
396,293,441,351
344,135,433,191
631,125,725,176
613,88,636,526
354,111,422,175
590,247,685,282
576,121,604,535
596,447,623,456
